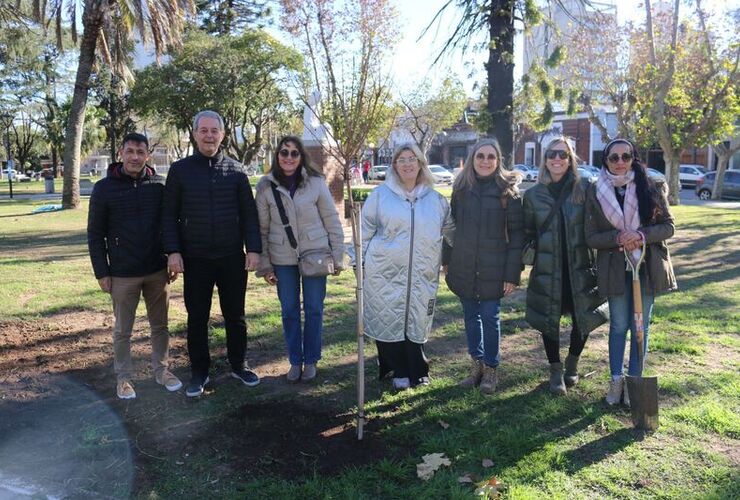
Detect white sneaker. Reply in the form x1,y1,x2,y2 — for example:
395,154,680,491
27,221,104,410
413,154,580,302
392,377,411,390
605,376,624,406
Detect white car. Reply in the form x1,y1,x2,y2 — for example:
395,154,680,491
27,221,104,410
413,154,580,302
428,165,454,184
647,168,666,182
368,165,389,181
2,168,29,182
577,166,598,180
514,164,538,182
678,164,706,188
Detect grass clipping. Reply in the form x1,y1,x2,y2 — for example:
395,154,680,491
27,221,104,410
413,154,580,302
416,453,451,480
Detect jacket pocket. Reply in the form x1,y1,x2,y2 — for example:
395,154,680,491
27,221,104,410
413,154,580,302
269,233,285,245
305,226,328,241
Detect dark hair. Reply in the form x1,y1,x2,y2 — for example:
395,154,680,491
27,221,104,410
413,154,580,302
270,135,322,189
121,132,149,148
602,139,661,224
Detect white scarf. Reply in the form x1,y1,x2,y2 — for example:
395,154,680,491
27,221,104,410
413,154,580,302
596,168,642,263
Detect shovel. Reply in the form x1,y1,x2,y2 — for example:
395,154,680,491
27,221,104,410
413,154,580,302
624,242,659,431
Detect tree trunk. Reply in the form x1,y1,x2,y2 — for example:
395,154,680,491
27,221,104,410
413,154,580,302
711,154,729,200
487,0,516,166
661,145,681,205
62,4,103,209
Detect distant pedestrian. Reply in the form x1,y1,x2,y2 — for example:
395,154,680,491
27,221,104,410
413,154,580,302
359,143,453,390
87,132,182,400
362,159,370,183
443,138,524,394
162,110,262,398
585,138,676,407
523,137,607,396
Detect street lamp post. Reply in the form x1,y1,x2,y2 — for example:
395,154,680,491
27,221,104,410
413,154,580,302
1,113,13,199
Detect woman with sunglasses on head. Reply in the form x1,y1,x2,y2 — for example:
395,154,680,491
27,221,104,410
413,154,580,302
255,136,345,383
523,137,608,396
585,139,676,406
359,143,453,390
442,138,524,394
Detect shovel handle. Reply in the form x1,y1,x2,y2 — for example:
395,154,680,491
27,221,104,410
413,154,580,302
632,278,644,371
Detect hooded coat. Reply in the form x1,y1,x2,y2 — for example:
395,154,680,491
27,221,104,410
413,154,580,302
361,171,453,344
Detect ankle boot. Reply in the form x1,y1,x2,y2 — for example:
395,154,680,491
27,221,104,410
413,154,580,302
564,354,580,387
606,376,624,406
479,365,498,394
460,358,484,388
549,362,567,395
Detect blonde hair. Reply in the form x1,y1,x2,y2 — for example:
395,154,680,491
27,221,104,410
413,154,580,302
387,142,435,188
453,137,520,199
538,137,585,204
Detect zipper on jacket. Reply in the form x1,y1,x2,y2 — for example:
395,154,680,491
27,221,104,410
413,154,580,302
209,157,215,249
404,199,416,337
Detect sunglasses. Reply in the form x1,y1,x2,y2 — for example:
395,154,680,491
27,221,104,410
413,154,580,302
475,153,498,161
279,149,300,159
545,150,569,160
607,152,633,164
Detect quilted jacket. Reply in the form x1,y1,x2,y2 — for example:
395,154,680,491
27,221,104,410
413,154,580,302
254,169,345,275
162,150,261,258
360,171,453,344
523,177,608,340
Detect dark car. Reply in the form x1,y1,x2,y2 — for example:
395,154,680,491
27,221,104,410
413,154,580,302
695,170,740,200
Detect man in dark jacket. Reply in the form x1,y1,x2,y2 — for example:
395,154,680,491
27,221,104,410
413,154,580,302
163,110,262,397
88,132,182,400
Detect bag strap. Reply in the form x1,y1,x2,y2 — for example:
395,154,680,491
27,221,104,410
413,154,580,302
271,182,298,250
538,183,570,238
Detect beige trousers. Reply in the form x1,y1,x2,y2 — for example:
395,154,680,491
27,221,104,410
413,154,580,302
110,269,170,381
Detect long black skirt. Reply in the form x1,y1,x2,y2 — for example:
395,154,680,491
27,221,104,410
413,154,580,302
376,338,429,386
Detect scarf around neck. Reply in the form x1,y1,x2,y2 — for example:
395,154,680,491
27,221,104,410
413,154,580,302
596,168,642,263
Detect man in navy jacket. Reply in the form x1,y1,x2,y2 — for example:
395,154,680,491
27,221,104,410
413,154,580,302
163,110,262,397
88,133,182,400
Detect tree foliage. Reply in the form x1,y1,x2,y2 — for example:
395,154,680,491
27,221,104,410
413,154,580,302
400,77,467,154
130,29,302,165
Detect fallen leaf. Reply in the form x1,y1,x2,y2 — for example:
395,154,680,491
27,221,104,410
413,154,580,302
457,474,474,483
438,420,450,429
416,453,452,480
482,458,494,468
475,476,504,497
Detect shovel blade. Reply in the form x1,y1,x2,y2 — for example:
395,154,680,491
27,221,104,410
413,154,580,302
626,375,659,431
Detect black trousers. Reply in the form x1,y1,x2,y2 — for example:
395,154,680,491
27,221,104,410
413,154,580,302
376,338,429,386
184,253,247,377
541,312,588,364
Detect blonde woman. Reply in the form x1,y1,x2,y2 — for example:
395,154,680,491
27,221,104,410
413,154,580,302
443,138,524,394
523,137,608,395
360,143,453,390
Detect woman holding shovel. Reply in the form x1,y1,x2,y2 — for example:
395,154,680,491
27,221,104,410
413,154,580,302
585,139,676,407
523,137,608,396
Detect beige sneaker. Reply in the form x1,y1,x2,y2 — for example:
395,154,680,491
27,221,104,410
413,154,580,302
606,376,623,405
301,364,317,382
117,380,136,400
286,365,302,383
155,370,183,392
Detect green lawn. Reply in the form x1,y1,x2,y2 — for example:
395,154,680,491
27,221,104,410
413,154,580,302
0,199,737,499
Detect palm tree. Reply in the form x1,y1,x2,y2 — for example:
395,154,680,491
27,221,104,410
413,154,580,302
33,0,195,208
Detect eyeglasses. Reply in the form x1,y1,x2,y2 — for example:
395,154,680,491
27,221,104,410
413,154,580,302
279,149,300,159
607,152,633,164
545,150,569,160
475,153,498,161
396,157,418,166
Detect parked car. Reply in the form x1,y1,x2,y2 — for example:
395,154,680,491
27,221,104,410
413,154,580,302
2,168,30,182
514,164,538,182
647,168,666,182
429,164,454,184
695,170,740,201
580,165,601,176
577,166,598,180
678,164,706,188
368,164,389,181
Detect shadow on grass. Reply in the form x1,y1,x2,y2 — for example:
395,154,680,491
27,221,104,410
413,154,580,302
0,231,87,254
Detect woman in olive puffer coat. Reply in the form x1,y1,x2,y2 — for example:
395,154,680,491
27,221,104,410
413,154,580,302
523,137,608,395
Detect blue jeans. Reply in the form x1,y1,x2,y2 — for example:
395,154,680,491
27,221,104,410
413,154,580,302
460,298,501,368
274,265,327,366
608,273,655,377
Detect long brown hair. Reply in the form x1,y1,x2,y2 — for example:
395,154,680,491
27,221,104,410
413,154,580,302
453,137,520,199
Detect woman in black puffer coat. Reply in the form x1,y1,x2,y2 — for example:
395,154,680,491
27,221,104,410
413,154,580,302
523,137,608,395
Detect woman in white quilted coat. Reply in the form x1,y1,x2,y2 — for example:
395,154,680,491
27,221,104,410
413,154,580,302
361,143,454,390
